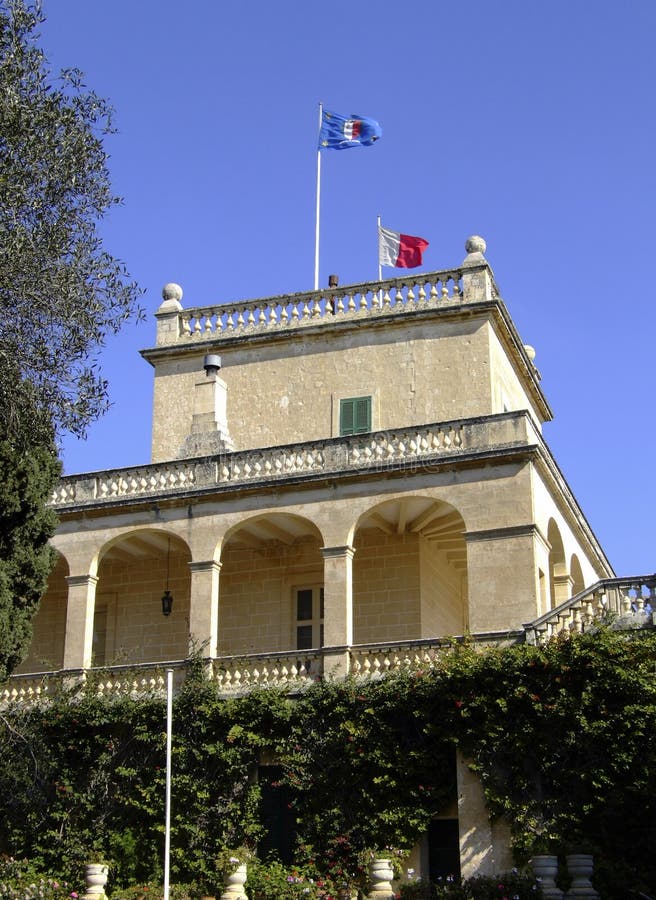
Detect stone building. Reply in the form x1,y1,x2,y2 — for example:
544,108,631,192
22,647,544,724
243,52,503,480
7,235,654,881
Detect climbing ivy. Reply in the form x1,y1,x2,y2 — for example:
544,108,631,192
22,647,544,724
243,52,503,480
0,628,654,897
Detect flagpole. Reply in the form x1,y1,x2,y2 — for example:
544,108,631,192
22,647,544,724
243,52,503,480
377,215,383,307
163,668,173,900
314,102,323,291
377,215,382,282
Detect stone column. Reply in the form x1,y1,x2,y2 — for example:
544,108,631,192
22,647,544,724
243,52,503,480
63,574,98,670
321,545,355,678
188,560,221,658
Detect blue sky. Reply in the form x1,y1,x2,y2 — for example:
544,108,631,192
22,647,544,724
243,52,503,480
38,1,655,576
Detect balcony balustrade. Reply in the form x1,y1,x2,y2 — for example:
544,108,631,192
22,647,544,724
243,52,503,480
1,635,512,709
3,578,653,710
50,411,531,509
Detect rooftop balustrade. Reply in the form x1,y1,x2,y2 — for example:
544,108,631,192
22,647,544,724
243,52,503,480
154,265,491,349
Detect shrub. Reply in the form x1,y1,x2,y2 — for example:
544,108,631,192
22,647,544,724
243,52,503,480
0,855,76,900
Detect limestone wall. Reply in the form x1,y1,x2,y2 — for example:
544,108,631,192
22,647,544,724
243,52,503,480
352,530,422,643
150,314,543,463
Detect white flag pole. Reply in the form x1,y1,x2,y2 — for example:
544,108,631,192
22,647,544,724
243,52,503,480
163,668,173,900
377,215,382,282
314,102,323,291
377,215,383,307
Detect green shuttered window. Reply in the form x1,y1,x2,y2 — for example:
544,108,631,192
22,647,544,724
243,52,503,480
339,396,372,436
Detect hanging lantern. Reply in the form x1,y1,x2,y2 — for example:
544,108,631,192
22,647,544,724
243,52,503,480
161,589,173,617
161,537,173,617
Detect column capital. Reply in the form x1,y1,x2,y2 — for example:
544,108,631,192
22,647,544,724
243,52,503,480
321,544,355,561
188,559,222,575
65,573,99,588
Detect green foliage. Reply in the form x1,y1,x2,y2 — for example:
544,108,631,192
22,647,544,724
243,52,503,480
284,673,455,882
0,630,654,897
0,855,75,899
0,0,143,439
245,858,336,899
111,883,195,900
0,434,59,681
397,871,542,899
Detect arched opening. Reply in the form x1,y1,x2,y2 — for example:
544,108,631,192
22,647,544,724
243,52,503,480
547,519,569,608
17,552,69,673
570,554,585,596
353,497,467,642
94,530,191,665
219,514,324,655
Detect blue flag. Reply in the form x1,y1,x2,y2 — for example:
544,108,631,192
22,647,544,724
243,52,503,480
318,109,382,150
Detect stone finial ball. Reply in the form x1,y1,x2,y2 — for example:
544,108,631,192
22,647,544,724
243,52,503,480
465,235,487,255
162,282,183,302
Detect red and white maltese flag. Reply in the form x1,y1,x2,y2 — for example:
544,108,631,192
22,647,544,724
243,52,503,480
378,224,429,269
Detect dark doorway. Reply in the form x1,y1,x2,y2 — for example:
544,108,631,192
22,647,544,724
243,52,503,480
428,818,461,882
257,766,296,865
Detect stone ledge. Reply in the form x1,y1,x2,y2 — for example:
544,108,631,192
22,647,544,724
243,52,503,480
51,411,535,512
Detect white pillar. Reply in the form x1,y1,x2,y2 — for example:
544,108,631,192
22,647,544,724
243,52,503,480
63,574,98,670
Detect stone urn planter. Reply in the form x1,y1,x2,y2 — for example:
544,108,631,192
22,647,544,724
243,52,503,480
530,855,563,899
82,863,109,900
565,854,599,898
367,857,395,898
220,862,248,900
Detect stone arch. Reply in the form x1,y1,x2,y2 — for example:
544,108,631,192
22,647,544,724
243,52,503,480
94,528,192,666
352,496,468,642
18,552,69,674
218,513,325,656
570,554,585,596
547,518,569,608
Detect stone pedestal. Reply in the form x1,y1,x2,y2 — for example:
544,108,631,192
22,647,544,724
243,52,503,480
367,858,395,898
565,854,599,898
81,863,108,900
220,862,248,900
530,855,563,899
